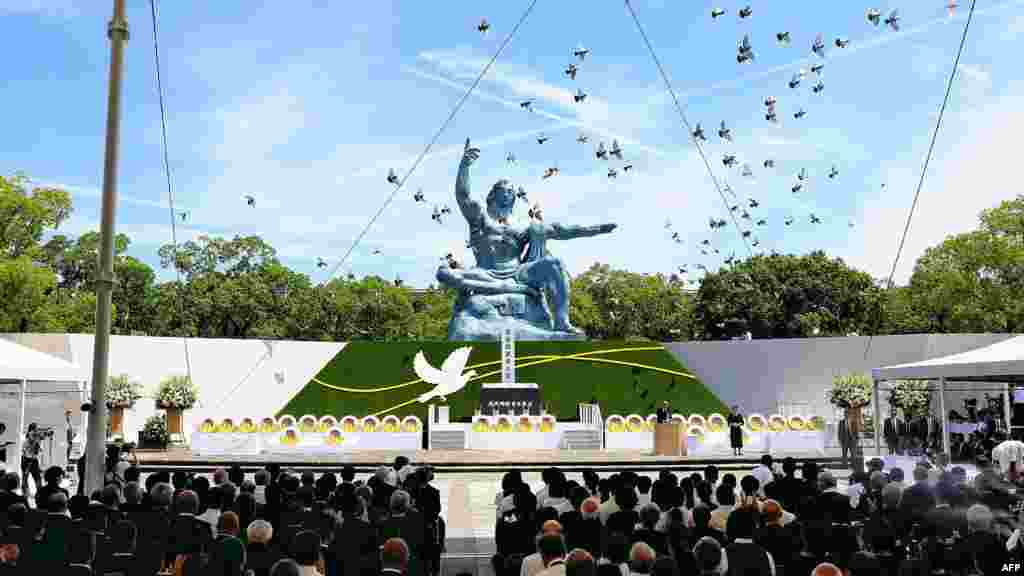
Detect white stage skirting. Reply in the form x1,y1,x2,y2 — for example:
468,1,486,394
466,431,561,450
605,429,826,455
191,432,421,456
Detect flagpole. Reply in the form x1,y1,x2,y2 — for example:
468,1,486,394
87,0,128,493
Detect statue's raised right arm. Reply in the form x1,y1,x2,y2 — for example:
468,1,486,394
455,138,485,226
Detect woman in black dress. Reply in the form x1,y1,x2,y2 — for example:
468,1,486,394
728,405,744,456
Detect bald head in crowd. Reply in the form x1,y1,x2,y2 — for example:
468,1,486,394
629,542,655,575
813,563,842,576
541,520,562,535
381,538,409,572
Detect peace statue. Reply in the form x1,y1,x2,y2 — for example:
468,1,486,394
436,138,617,341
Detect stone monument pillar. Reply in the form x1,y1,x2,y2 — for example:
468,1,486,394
501,327,515,384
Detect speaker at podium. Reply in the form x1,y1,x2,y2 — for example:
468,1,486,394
654,422,687,456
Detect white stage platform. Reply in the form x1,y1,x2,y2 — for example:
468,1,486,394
191,431,421,456
605,429,827,456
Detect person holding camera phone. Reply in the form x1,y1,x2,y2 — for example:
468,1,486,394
22,422,52,497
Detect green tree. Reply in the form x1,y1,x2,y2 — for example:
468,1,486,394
572,263,695,340
694,252,880,339
0,174,72,259
0,257,59,331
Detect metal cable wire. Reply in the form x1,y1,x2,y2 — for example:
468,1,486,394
623,0,752,257
325,0,541,281
148,0,195,392
863,0,978,360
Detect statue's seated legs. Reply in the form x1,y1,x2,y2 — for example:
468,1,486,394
516,255,581,334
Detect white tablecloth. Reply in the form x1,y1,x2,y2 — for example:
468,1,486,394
467,431,561,450
191,431,420,455
191,433,264,456
604,430,824,455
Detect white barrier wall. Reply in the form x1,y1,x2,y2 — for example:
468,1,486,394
1,334,344,444
667,334,1017,420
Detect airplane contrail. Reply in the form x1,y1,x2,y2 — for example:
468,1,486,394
678,0,1024,100
405,66,678,160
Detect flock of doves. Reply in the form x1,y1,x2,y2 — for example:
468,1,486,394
666,4,959,281
206,3,959,277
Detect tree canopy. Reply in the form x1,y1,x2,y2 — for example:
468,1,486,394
2,171,1021,341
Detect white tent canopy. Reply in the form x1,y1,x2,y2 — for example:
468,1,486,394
0,337,86,382
872,335,1024,382
0,338,86,477
871,335,1024,462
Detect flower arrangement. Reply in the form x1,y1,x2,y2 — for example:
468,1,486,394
218,418,236,433
517,416,533,432
539,415,555,433
606,416,625,432
261,417,278,433
688,425,705,442
472,417,492,432
808,416,826,431
156,375,199,410
828,373,873,409
496,417,513,432
889,380,931,419
645,415,658,431
319,416,338,432
239,418,257,433
107,374,143,409
402,416,421,432
672,414,686,425
787,415,806,431
382,416,401,433
278,415,297,429
140,414,170,447
689,414,707,429
361,416,379,432
325,429,344,446
299,416,318,433
706,414,726,432
341,417,359,433
200,418,217,433
768,414,787,432
748,414,766,432
280,428,300,446
626,415,645,432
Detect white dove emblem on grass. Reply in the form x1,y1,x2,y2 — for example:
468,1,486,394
414,347,478,404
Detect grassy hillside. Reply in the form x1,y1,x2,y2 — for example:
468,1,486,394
280,341,726,422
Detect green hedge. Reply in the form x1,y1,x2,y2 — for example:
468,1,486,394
279,341,726,422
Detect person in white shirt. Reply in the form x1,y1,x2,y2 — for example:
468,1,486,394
522,521,563,576
751,456,775,497
537,468,561,510
627,542,655,576
536,533,567,576
543,481,574,516
598,491,620,525
253,469,268,505
635,477,652,509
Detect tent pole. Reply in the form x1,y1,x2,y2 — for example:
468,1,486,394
16,379,27,476
87,0,128,494
873,379,881,457
939,377,949,463
1005,382,1013,435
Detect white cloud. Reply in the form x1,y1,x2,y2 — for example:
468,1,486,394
0,0,79,17
846,83,1024,284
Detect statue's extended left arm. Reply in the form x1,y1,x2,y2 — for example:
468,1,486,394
542,222,617,240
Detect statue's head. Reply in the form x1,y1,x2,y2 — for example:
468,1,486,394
486,180,516,221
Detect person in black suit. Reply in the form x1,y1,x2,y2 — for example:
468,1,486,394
728,406,744,456
837,417,853,468
816,471,852,525
333,492,379,576
883,409,899,456
656,401,671,424
899,466,936,524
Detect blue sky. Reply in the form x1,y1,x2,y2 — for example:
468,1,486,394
1,0,1022,288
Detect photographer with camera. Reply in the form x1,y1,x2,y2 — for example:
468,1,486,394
21,422,52,500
